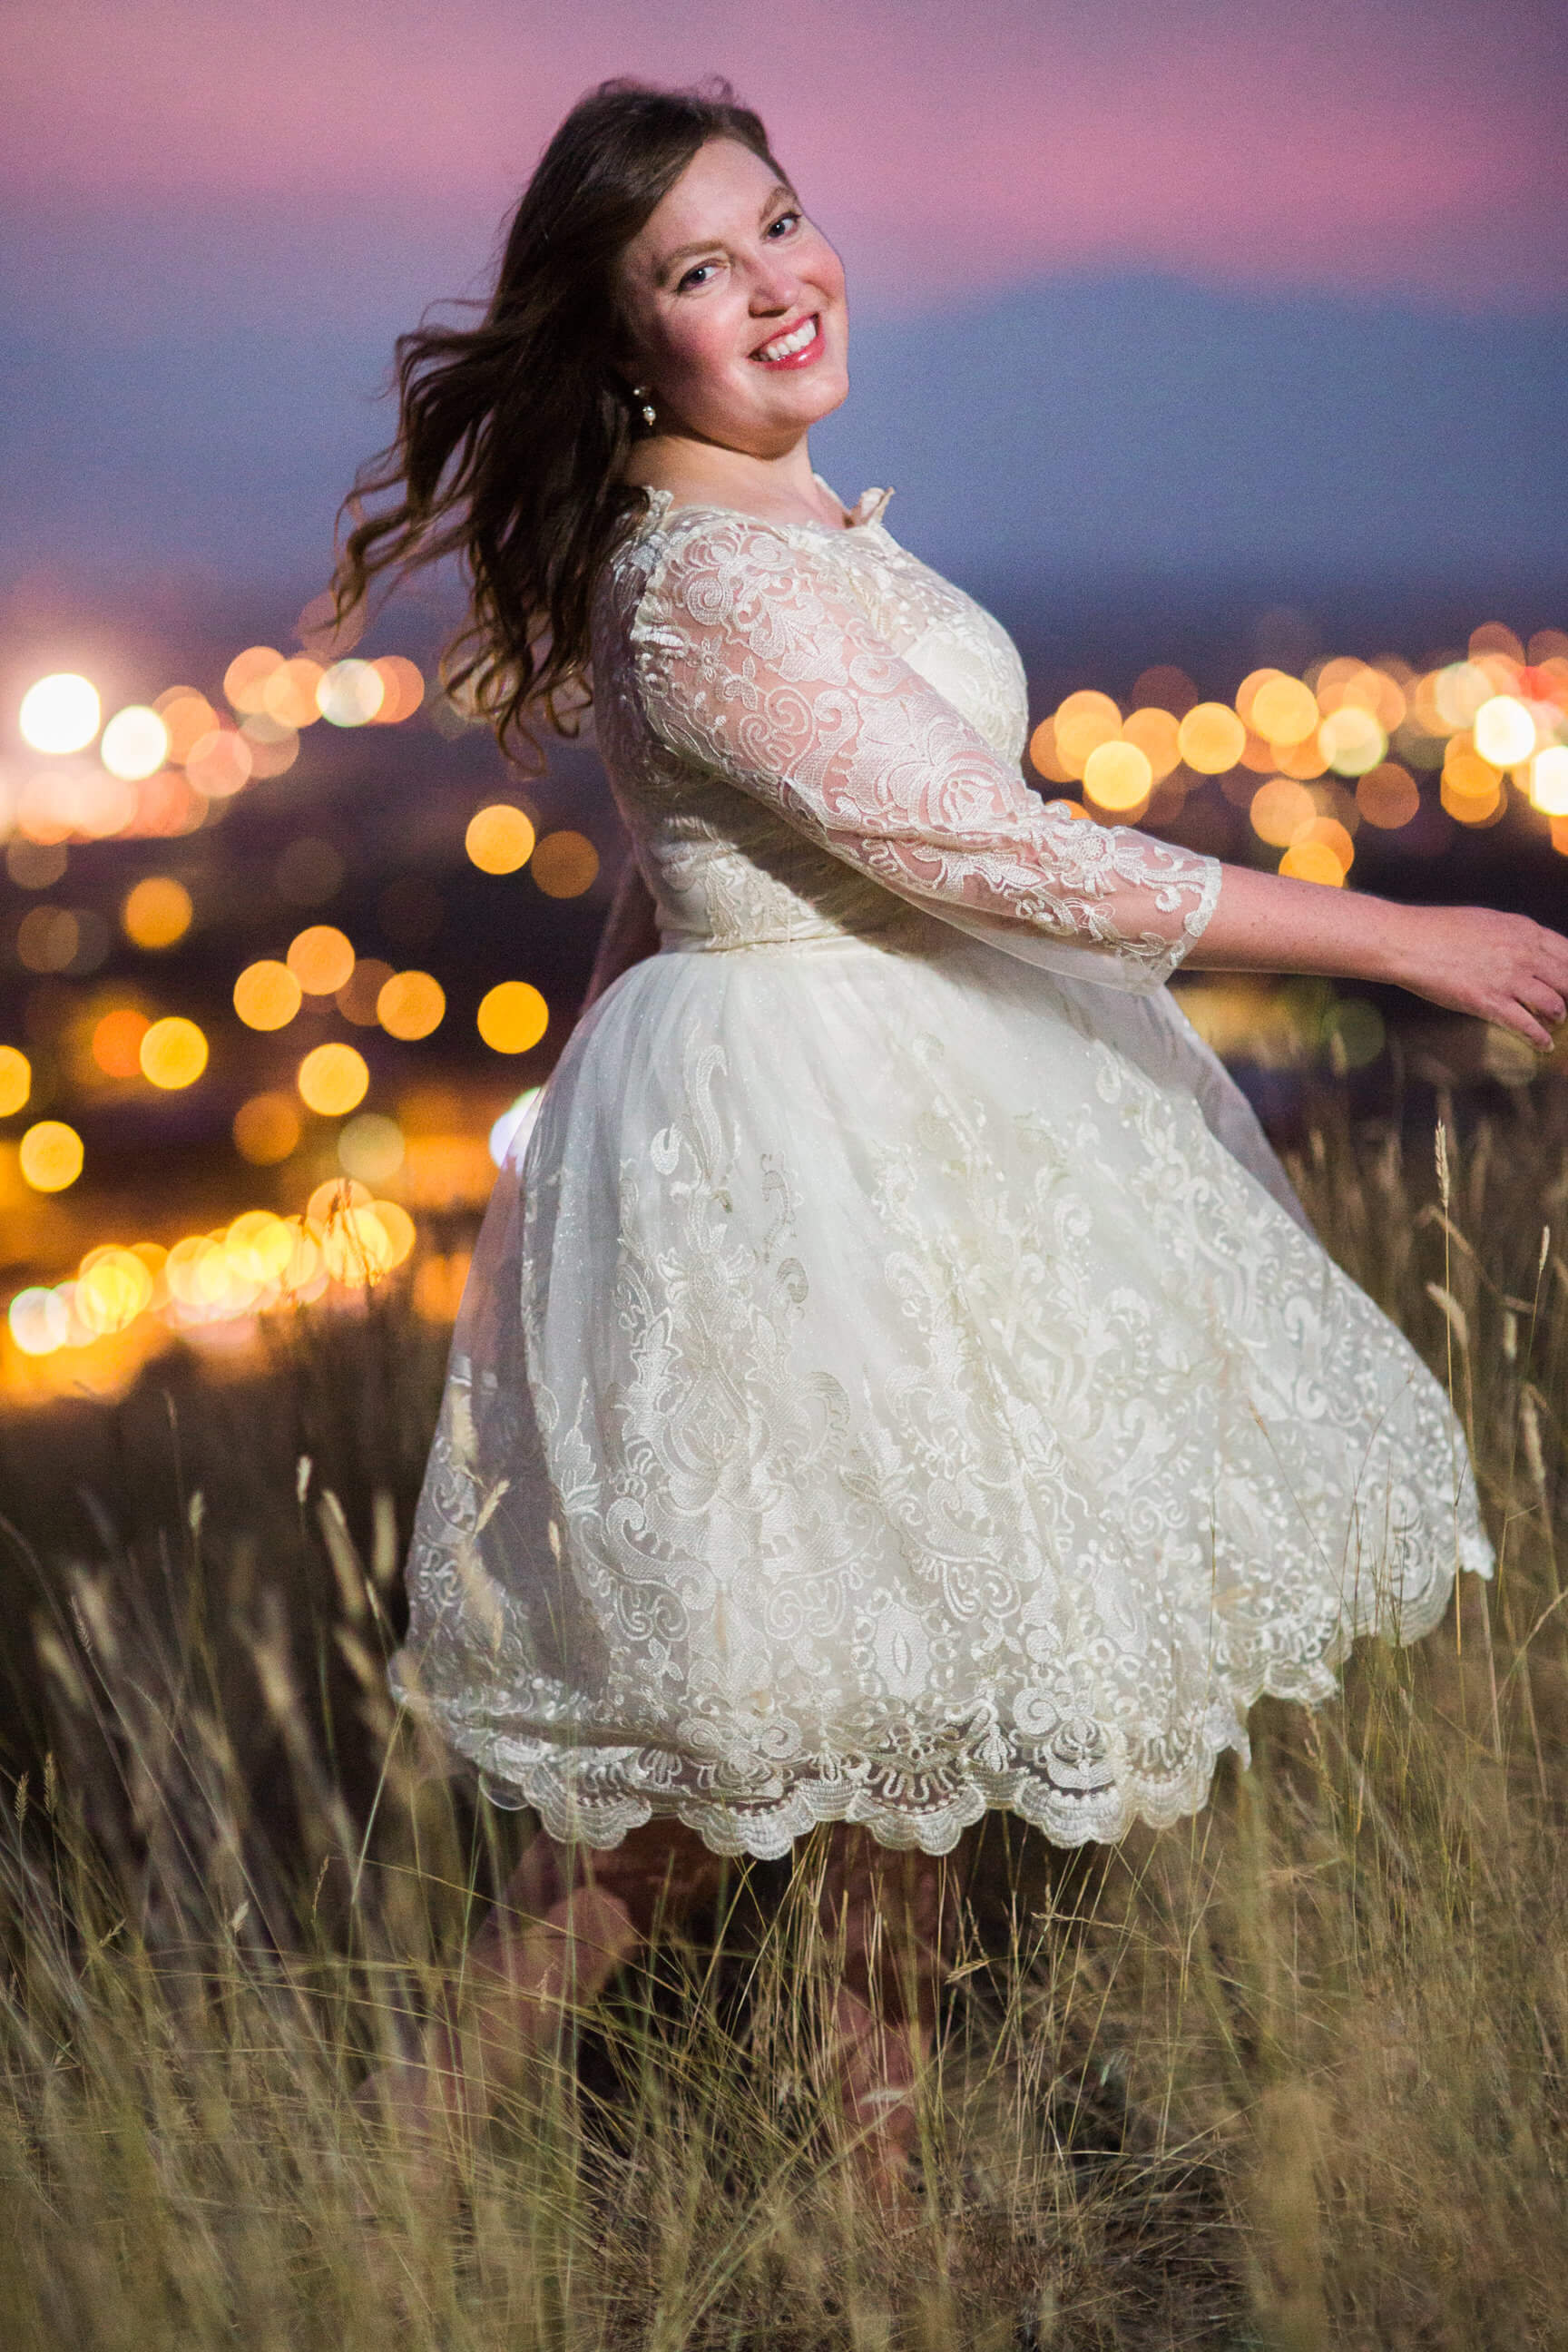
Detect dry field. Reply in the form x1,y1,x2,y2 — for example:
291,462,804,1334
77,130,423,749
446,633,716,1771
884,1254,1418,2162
2,1079,1566,2350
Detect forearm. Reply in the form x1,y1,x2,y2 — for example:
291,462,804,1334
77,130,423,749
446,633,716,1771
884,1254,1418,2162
1184,861,1418,988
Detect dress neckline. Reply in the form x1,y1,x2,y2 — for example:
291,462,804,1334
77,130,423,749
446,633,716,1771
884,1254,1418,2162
632,481,894,541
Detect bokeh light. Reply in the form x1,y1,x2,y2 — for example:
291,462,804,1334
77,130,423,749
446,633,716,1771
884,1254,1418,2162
140,1015,209,1090
185,728,253,799
19,1121,83,1191
1474,695,1537,769
154,689,220,762
239,712,299,779
0,1047,32,1117
9,1289,70,1356
298,1042,370,1116
1531,746,1568,816
233,960,302,1031
6,840,67,889
264,658,326,730
1053,691,1122,778
477,981,549,1054
466,804,536,875
287,926,356,995
122,875,193,949
100,705,170,781
377,970,446,1041
233,1092,301,1165
531,831,601,897
1122,708,1181,780
336,957,396,1026
338,1112,406,1185
368,656,425,724
18,908,85,974
19,673,100,755
1082,740,1152,813
1318,705,1387,777
1177,703,1246,774
76,1247,154,1335
92,1008,151,1078
1356,763,1421,828
317,660,386,727
1249,674,1319,746
1279,838,1348,886
1249,779,1318,848
223,647,284,714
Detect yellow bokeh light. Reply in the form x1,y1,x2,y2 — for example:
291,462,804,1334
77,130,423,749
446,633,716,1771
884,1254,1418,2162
1082,740,1153,812
263,657,326,730
531,830,602,897
233,959,302,1031
321,1205,396,1285
1292,816,1355,876
477,981,549,1054
377,969,446,1040
1530,746,1568,817
466,804,536,874
233,1092,300,1165
92,1008,151,1078
19,1121,83,1191
298,1042,370,1116
1271,732,1329,779
223,646,284,715
1279,839,1347,887
1473,694,1537,769
338,1112,405,1185
1440,745,1503,823
308,1175,373,1225
287,925,356,995
19,673,100,755
1176,702,1246,775
1318,705,1387,777
1249,778,1318,848
153,689,220,763
0,1046,31,1117
122,875,193,949
1234,669,1284,730
317,659,387,727
1053,691,1122,778
1249,674,1319,747
370,1198,415,1267
75,1247,153,1336
140,1015,209,1091
225,1210,296,1285
100,705,170,781
1026,719,1074,784
1122,707,1181,781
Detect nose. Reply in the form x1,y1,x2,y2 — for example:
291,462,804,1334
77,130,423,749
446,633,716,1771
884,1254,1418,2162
748,247,803,314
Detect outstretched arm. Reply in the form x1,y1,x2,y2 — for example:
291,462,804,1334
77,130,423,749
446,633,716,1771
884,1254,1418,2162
1185,865,1568,1052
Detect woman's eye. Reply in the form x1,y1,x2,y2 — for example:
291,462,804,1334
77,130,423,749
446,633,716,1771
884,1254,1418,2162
767,211,801,239
677,260,718,292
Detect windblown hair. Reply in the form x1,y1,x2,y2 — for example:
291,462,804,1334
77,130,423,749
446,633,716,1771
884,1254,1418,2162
328,77,786,769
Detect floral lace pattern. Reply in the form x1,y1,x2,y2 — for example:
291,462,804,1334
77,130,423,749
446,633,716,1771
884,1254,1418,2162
393,486,1492,1859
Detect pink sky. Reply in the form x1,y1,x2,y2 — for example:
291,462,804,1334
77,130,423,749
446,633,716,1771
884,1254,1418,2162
6,0,1567,310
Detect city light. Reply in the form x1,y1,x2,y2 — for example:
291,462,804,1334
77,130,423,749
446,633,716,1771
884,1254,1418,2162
466,803,536,874
19,673,101,755
287,926,356,995
233,960,303,1031
122,876,194,949
531,831,601,897
478,981,549,1054
140,1016,209,1091
19,1122,83,1192
297,1043,370,1116
233,1093,301,1165
0,1047,31,1118
377,969,446,1040
316,659,386,726
100,705,170,780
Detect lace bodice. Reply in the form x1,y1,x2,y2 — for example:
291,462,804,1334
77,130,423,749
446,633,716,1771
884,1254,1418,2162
590,485,1221,988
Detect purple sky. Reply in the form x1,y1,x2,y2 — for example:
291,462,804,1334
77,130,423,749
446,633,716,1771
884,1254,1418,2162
4,0,1566,622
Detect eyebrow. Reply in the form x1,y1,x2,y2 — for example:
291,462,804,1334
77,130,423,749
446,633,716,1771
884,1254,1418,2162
653,181,799,283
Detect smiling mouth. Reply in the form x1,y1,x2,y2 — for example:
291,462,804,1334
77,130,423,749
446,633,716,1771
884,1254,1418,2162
751,314,823,368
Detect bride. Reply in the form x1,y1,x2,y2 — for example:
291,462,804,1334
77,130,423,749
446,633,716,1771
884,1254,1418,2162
334,77,1565,2197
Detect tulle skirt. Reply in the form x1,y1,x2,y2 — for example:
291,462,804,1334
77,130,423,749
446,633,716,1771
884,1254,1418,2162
393,918,1491,1860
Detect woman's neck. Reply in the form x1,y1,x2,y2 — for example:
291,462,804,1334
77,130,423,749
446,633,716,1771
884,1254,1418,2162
621,431,848,529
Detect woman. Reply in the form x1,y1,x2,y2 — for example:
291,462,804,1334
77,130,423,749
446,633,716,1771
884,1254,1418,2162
335,78,1563,2198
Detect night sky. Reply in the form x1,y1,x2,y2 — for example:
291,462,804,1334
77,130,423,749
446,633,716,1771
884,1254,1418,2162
5,0,1567,653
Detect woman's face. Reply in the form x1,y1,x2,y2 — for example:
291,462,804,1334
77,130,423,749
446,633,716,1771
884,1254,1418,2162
615,138,849,456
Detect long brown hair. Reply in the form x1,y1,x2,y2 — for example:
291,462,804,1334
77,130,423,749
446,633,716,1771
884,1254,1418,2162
328,77,786,769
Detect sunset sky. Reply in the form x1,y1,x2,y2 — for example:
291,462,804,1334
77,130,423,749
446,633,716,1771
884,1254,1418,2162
4,0,1566,634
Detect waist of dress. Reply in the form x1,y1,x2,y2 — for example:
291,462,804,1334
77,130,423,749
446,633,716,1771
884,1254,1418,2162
656,912,927,957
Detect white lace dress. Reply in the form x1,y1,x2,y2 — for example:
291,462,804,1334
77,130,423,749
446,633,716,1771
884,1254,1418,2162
393,482,1492,1860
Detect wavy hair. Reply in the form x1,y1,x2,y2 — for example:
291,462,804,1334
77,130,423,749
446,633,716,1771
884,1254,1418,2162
328,77,785,769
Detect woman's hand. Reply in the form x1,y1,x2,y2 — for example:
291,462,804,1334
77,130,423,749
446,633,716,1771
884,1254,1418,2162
1187,864,1568,1052
1379,903,1568,1052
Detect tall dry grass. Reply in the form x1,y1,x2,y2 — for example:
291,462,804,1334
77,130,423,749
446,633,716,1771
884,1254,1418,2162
1,1083,1566,2350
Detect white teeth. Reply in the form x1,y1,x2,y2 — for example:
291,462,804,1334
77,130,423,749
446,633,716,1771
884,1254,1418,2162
756,317,818,362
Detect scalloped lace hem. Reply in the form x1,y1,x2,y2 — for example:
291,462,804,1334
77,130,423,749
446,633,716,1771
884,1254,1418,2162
403,1545,1487,1863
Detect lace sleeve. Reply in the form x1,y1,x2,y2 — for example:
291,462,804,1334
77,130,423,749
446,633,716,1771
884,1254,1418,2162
631,511,1220,992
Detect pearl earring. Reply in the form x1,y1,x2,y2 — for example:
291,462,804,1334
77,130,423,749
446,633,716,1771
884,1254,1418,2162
632,384,657,428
